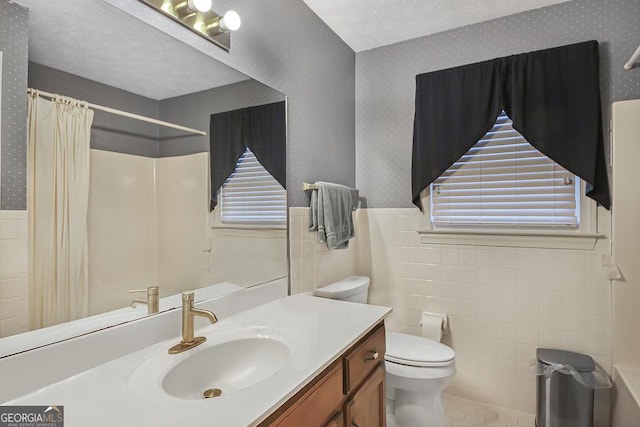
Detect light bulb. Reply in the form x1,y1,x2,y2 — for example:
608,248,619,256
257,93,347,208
220,10,241,31
187,0,212,12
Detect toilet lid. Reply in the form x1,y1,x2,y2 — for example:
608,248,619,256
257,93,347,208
385,332,455,368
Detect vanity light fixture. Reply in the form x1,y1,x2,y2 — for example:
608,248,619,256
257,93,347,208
187,0,212,12
207,10,241,36
139,0,241,51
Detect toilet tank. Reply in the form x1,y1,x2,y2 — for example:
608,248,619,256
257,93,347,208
313,276,370,303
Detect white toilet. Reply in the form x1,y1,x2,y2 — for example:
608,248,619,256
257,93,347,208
313,276,456,427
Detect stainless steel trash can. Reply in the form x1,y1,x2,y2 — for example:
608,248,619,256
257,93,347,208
536,348,595,427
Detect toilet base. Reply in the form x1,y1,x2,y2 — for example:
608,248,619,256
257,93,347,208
387,389,445,427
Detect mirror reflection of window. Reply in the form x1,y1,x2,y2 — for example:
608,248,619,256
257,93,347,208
220,148,287,226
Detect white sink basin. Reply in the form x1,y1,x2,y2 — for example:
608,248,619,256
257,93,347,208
162,337,289,399
127,327,291,401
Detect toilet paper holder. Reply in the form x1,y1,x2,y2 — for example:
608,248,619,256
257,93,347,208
420,311,448,335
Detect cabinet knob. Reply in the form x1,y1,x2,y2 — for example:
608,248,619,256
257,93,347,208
352,422,360,427
364,350,379,361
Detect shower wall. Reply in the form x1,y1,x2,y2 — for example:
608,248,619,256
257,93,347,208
88,150,209,315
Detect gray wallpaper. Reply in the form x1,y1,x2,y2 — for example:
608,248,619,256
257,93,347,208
105,0,356,207
0,1,28,210
28,62,160,158
3,0,356,208
356,0,640,208
28,64,287,159
0,0,355,209
158,79,285,158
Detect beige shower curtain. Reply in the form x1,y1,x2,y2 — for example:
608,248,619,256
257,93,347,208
27,92,94,329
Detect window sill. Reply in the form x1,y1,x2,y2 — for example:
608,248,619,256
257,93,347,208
211,224,286,231
210,225,287,240
418,229,602,250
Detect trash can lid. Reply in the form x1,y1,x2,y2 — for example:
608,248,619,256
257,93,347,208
536,348,595,372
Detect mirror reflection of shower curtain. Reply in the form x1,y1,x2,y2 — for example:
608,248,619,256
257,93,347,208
27,92,94,329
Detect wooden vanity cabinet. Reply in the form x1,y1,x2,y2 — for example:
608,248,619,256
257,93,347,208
345,364,386,427
324,411,345,427
259,322,386,427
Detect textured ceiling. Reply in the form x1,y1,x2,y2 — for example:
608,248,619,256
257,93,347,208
15,0,249,100
301,0,571,52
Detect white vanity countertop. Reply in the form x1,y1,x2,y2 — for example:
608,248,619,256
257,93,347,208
7,295,391,427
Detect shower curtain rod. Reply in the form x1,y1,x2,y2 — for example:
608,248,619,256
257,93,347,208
27,88,207,136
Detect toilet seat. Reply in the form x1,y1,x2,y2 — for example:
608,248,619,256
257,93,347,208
385,332,455,368
385,358,456,381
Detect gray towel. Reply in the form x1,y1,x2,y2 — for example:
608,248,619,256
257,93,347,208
309,181,359,249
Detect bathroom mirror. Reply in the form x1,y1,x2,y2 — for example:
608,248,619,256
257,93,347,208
0,0,288,357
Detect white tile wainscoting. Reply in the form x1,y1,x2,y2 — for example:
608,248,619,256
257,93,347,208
0,210,29,338
290,206,613,422
289,207,359,294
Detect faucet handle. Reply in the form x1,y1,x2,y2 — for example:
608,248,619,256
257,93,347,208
182,291,195,305
129,286,159,296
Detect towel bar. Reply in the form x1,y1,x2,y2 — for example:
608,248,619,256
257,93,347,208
625,45,640,70
303,182,318,191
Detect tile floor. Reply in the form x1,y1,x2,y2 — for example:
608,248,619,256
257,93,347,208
444,395,536,427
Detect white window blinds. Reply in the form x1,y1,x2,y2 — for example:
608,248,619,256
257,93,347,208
430,112,579,227
220,148,287,225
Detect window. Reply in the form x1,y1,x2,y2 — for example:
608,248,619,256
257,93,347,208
430,111,580,229
420,111,599,249
219,148,286,226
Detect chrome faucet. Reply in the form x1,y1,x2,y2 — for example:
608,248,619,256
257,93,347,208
129,286,160,315
168,292,218,354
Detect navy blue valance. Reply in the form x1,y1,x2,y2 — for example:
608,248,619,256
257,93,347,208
412,40,610,210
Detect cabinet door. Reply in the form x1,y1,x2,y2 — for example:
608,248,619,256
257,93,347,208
271,363,344,427
345,364,386,427
325,411,344,427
